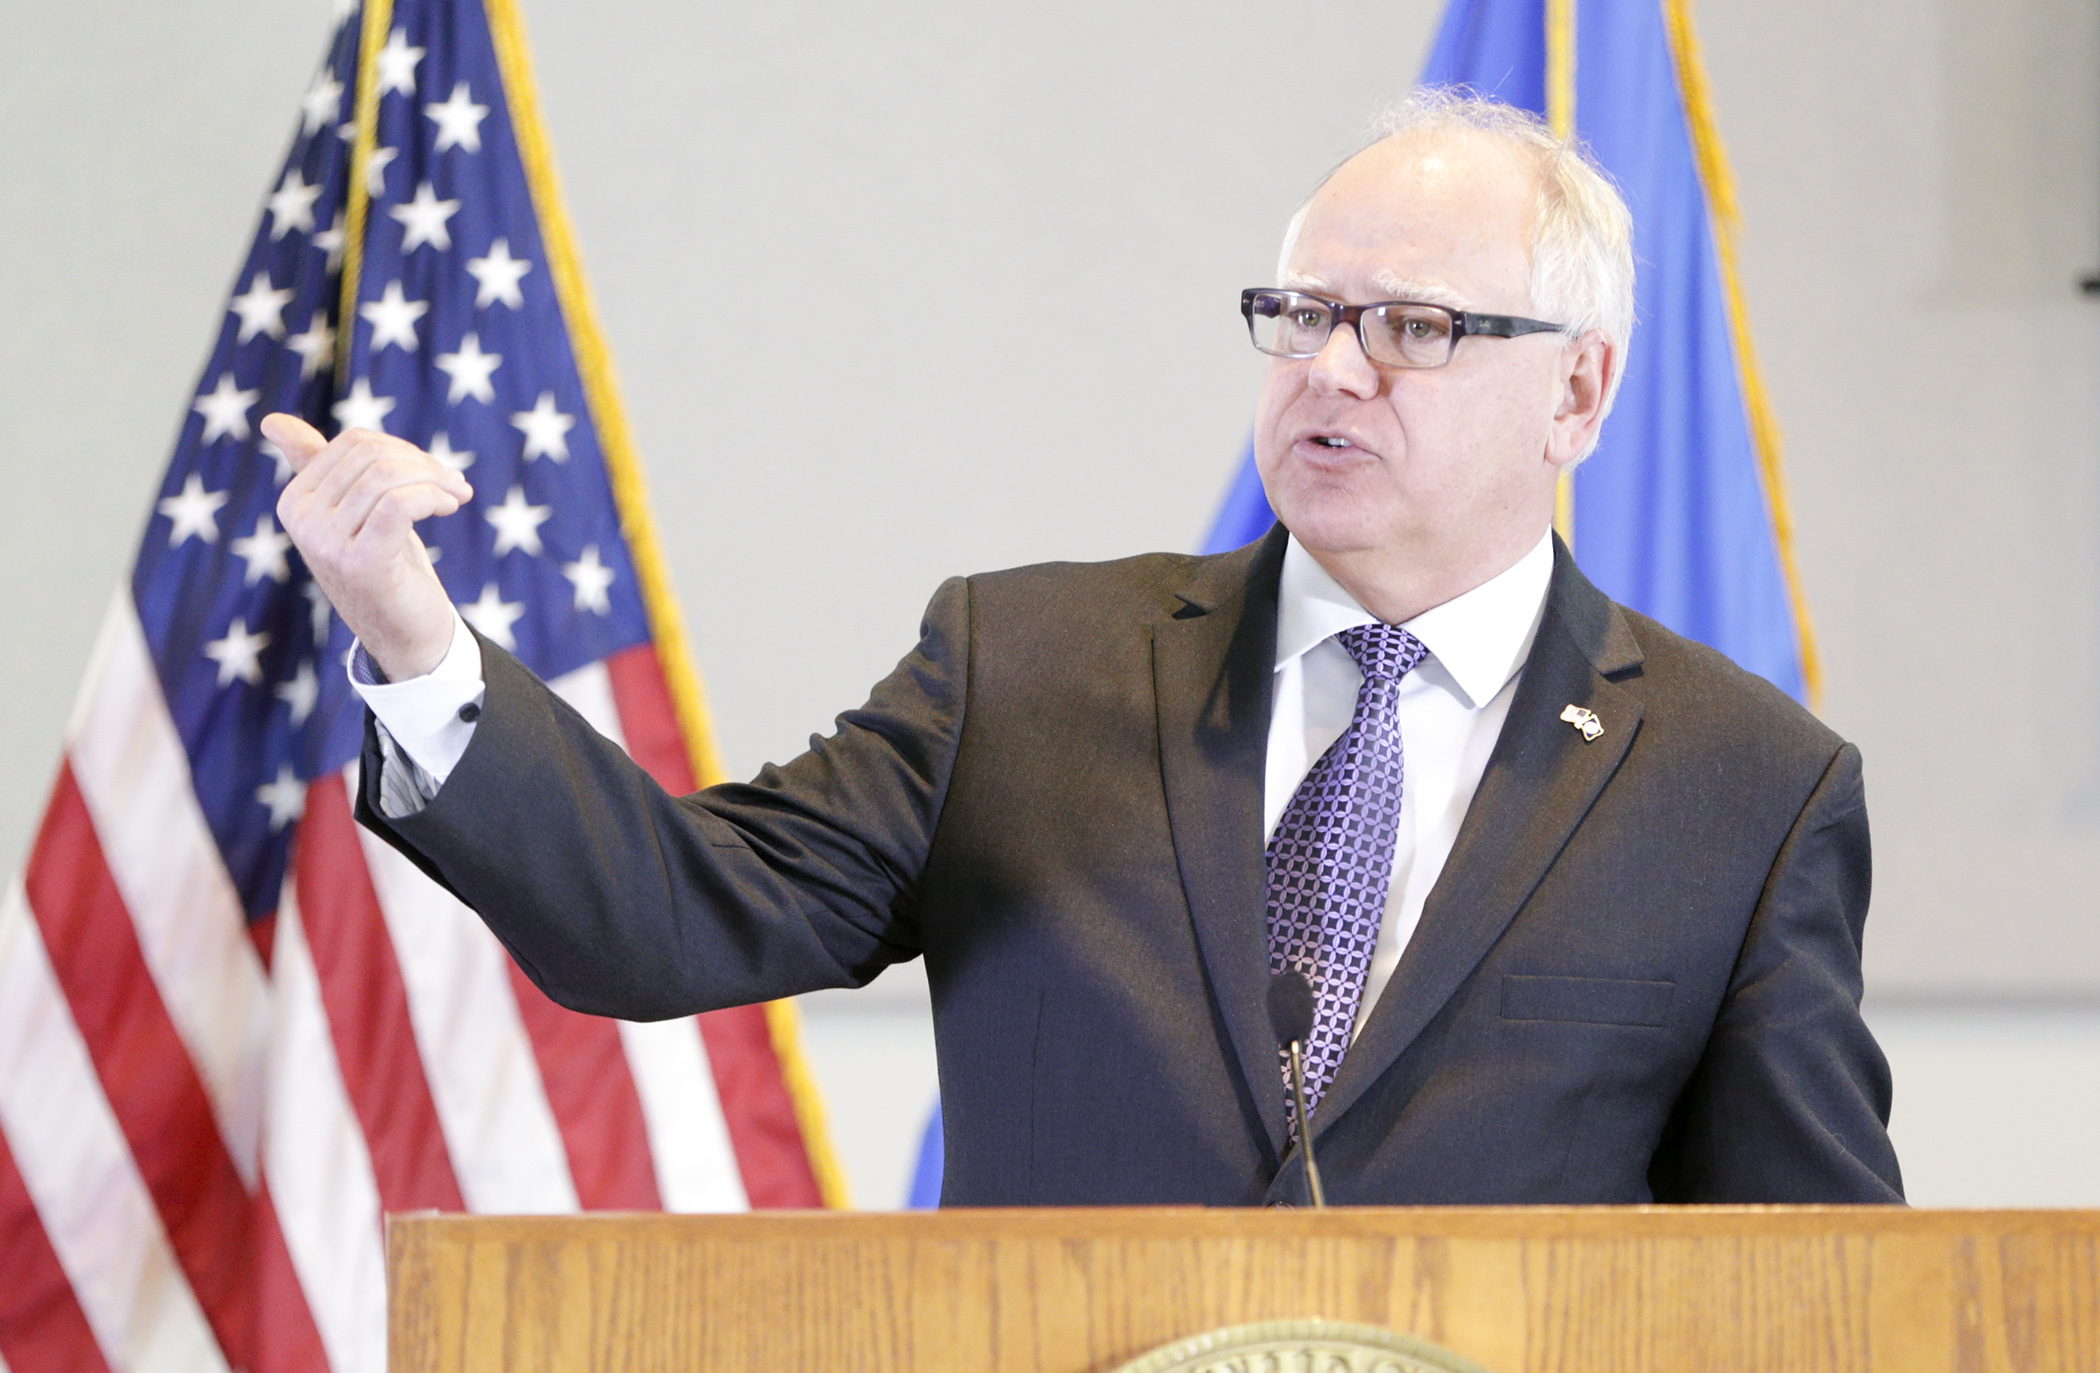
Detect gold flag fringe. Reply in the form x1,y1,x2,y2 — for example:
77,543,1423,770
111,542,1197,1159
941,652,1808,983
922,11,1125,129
1661,0,1826,707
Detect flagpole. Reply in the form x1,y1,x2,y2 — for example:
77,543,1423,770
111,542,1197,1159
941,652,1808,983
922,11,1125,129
480,0,851,1209
1661,0,1825,708
1546,0,1578,550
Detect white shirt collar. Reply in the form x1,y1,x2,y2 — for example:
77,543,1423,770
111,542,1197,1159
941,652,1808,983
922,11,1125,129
1273,529,1556,709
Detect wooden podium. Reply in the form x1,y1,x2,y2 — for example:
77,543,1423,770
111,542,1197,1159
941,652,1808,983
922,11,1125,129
387,1207,2100,1372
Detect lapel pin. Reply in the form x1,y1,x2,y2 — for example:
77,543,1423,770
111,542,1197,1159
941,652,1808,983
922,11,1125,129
1560,704,1604,742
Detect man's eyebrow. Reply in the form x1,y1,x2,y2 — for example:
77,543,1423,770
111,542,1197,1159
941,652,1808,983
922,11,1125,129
1280,270,1333,293
1371,271,1468,309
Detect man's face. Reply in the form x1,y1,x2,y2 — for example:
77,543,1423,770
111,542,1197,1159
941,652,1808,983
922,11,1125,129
1253,131,1574,574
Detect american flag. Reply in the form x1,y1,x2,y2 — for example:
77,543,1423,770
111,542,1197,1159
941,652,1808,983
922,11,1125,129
0,2,843,1369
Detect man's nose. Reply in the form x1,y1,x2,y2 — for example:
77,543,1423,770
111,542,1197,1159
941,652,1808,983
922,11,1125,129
1307,321,1381,399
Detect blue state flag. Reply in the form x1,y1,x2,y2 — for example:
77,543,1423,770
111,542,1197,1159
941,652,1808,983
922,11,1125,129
1203,0,1819,702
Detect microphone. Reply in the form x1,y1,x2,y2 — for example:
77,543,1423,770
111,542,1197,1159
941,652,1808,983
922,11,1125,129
1266,969,1326,1208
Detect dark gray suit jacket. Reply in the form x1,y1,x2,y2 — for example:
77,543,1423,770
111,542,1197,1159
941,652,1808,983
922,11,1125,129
359,530,1903,1206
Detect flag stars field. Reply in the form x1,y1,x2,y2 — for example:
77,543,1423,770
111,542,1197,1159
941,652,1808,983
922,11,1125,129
194,373,258,442
392,181,461,252
288,314,335,380
563,546,616,614
376,28,425,96
436,333,500,402
268,171,322,240
361,280,427,351
158,475,229,547
486,486,552,556
467,238,531,307
315,210,347,269
231,516,294,586
302,72,343,134
427,432,474,470
231,272,295,342
333,377,395,433
363,144,399,196
426,82,488,152
254,765,306,833
459,582,525,650
275,660,319,726
204,618,270,687
513,392,574,460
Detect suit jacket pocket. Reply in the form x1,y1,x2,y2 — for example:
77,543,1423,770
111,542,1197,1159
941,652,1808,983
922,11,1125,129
1501,974,1674,1027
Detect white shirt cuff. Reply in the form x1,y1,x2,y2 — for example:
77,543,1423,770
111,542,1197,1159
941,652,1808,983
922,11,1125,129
348,610,486,792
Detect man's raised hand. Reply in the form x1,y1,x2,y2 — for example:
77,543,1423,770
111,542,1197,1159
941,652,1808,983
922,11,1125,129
266,414,472,681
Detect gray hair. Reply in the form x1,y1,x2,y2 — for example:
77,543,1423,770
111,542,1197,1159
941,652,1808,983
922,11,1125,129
1281,87,1637,429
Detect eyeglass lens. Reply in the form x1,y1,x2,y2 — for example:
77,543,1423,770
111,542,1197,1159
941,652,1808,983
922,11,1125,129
1247,291,1456,367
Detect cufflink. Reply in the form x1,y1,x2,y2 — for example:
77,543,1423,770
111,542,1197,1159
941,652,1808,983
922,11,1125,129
1560,704,1603,741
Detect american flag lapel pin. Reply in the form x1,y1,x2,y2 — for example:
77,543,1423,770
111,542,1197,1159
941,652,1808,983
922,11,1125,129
1560,704,1604,742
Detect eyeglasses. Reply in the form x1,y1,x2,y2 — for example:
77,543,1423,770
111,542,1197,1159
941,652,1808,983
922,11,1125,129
1241,288,1565,369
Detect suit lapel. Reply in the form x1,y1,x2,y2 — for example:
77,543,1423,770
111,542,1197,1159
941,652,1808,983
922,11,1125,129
1153,527,1291,1157
1310,540,1648,1136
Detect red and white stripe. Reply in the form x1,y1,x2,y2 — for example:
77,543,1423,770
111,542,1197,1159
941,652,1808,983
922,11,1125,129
0,595,824,1373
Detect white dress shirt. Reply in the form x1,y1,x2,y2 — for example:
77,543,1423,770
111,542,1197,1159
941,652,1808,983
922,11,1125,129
1265,530,1553,1039
352,611,485,816
356,530,1555,1042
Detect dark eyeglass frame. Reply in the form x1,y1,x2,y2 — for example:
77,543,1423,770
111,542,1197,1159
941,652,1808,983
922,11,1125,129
1240,288,1566,368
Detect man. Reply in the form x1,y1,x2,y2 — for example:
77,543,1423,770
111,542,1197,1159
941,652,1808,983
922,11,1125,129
269,91,1902,1206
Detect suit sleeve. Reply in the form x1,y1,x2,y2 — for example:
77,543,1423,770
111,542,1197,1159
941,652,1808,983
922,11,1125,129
1648,742,1906,1203
355,576,973,1021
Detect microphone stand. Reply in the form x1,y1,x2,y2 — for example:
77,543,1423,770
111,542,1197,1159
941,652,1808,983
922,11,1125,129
1287,1038,1327,1209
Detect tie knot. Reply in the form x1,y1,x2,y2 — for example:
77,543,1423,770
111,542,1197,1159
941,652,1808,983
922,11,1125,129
1336,623,1429,683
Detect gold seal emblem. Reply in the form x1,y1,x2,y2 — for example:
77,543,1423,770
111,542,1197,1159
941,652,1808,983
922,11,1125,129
1110,1318,1490,1373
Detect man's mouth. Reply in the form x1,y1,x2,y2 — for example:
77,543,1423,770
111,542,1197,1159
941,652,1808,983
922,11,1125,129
1311,435,1352,449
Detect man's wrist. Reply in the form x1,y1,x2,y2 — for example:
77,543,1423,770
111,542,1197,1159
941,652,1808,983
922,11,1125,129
348,641,392,686
364,630,452,683
348,611,485,788
352,612,482,686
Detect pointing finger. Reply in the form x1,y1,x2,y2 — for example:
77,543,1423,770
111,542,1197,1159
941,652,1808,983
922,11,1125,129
260,413,328,473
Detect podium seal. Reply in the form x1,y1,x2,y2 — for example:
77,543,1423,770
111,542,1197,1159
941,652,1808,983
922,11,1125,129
1111,1318,1490,1373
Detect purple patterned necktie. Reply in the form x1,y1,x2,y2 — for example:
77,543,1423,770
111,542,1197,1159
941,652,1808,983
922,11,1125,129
1265,622,1430,1130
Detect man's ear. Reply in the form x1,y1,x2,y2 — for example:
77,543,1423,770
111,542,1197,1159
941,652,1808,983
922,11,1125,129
1546,329,1615,469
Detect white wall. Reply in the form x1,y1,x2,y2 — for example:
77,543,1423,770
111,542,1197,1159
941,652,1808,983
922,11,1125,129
1699,0,2100,995
3,0,2096,1208
1869,1001,2100,1207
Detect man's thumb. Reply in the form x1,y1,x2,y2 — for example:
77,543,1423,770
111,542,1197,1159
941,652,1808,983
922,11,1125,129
260,413,329,473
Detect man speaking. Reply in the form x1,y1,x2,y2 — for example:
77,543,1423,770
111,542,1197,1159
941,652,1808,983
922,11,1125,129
266,90,1903,1207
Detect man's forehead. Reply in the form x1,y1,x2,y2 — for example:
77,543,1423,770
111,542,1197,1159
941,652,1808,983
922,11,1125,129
1337,126,1536,196
1281,130,1537,298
